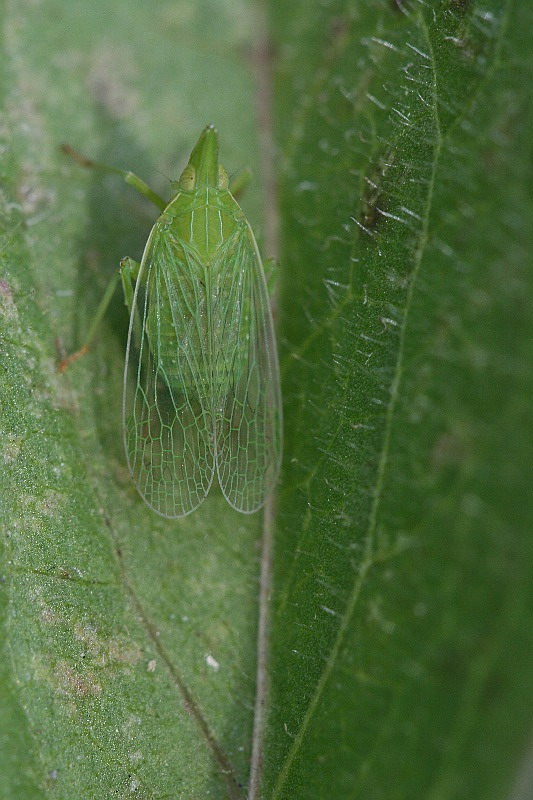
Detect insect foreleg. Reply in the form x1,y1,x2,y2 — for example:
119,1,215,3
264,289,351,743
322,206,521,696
228,166,252,199
61,144,167,211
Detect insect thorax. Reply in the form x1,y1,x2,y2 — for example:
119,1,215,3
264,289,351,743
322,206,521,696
163,187,245,264
144,188,250,398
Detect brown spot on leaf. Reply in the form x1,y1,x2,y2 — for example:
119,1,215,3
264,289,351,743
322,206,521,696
54,660,102,697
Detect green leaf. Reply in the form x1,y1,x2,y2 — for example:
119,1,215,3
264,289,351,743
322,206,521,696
268,0,533,798
1,0,532,799
1,2,263,798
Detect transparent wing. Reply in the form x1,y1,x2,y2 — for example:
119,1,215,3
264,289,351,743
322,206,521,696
123,222,215,518
213,224,282,513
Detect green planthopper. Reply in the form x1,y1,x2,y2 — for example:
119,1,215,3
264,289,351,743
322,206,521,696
61,125,282,518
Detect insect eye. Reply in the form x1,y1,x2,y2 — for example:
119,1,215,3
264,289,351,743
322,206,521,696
218,165,229,190
178,165,196,190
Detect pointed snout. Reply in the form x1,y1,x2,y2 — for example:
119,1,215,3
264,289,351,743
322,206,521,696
188,124,219,187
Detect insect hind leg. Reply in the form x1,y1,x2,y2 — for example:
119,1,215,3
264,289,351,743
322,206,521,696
58,257,141,373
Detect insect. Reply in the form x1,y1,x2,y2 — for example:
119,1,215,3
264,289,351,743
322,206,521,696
61,125,282,518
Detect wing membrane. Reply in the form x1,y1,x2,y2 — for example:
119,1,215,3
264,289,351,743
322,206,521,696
123,222,215,518
213,224,282,513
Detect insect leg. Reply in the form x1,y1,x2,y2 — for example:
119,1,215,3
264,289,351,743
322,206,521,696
119,257,141,316
58,266,123,372
58,256,142,372
228,166,252,199
61,144,166,211
263,257,279,294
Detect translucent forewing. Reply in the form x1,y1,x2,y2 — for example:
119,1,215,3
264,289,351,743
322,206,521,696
213,224,282,512
123,221,216,518
123,213,282,518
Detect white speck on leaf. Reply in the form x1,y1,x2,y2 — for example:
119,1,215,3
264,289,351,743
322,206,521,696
206,654,220,672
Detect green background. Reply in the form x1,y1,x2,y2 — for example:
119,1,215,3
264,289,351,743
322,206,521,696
1,0,532,798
